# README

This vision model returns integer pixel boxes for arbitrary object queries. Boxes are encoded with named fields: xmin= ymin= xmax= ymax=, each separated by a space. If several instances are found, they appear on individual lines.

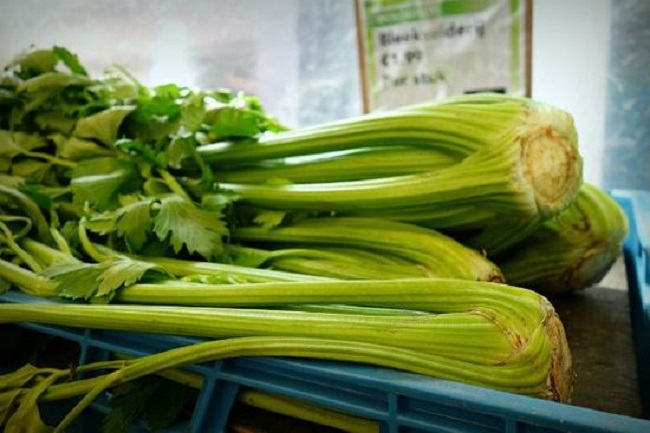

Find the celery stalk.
xmin=498 ymin=184 xmax=629 ymax=294
xmin=232 ymin=217 xmax=504 ymax=282
xmin=0 ymin=261 xmax=573 ymax=401
xmin=198 ymin=95 xmax=582 ymax=232
xmin=0 ymin=302 xmax=572 ymax=401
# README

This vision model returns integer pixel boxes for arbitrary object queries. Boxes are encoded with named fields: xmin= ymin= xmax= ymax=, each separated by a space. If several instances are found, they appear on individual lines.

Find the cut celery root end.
xmin=542 ymin=301 xmax=574 ymax=402
xmin=521 ymin=104 xmax=582 ymax=219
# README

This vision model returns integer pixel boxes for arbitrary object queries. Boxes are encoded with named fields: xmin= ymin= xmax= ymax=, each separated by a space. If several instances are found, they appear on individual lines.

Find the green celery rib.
xmin=213 ymin=146 xmax=459 ymax=183
xmin=197 ymin=99 xmax=524 ymax=165
xmin=113 ymin=279 xmax=542 ymax=322
xmin=1 ymin=326 xmax=562 ymax=400
xmin=0 ymin=257 xmax=58 ymax=297
xmin=258 ymin=248 xmax=422 ymax=279
xmin=137 ymin=254 xmax=328 ymax=283
xmin=230 ymin=245 xmax=422 ymax=279
xmin=0 ymin=184 xmax=53 ymax=244
xmin=18 ymin=336 xmax=551 ymax=402
xmin=0 ymin=302 xmax=511 ymax=364
xmin=233 ymin=216 xmax=503 ymax=282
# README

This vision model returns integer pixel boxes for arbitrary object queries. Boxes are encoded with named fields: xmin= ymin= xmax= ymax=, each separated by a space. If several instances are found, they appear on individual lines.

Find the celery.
xmin=0 ymin=48 xmax=580 ymax=430
xmin=0 ymin=278 xmax=573 ymax=401
xmin=201 ymin=95 xmax=582 ymax=235
xmin=498 ymin=184 xmax=629 ymax=294
xmin=231 ymin=216 xmax=504 ymax=282
xmin=214 ymin=146 xmax=457 ymax=183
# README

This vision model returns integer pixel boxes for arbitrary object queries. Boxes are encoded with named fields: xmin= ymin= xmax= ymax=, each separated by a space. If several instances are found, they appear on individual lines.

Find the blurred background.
xmin=0 ymin=0 xmax=647 ymax=189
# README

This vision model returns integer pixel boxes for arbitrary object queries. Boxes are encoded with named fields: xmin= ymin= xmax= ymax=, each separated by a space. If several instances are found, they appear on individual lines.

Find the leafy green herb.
xmin=18 ymin=183 xmax=52 ymax=213
xmin=42 ymin=257 xmax=165 ymax=302
xmin=72 ymin=106 xmax=135 ymax=146
xmin=115 ymin=138 xmax=167 ymax=169
xmin=17 ymin=72 xmax=92 ymax=94
xmin=205 ymin=106 xmax=267 ymax=139
xmin=252 ymin=210 xmax=287 ymax=229
xmin=180 ymin=93 xmax=206 ymax=132
xmin=50 ymin=134 xmax=113 ymax=161
xmin=165 ymin=135 xmax=196 ymax=169
xmin=34 ymin=111 xmax=76 ymax=133
xmin=52 ymin=46 xmax=88 ymax=76
xmin=126 ymin=93 xmax=181 ymax=143
xmin=8 ymin=49 xmax=57 ymax=79
xmin=115 ymin=196 xmax=154 ymax=251
xmin=153 ymin=195 xmax=228 ymax=260
xmin=70 ymin=157 xmax=140 ymax=210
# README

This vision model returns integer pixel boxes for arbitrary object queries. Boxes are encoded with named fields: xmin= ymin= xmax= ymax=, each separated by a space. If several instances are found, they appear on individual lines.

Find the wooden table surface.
xmin=551 ymin=258 xmax=642 ymax=417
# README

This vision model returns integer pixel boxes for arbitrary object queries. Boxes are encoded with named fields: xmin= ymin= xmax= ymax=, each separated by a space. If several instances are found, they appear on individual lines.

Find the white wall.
xmin=531 ymin=0 xmax=612 ymax=186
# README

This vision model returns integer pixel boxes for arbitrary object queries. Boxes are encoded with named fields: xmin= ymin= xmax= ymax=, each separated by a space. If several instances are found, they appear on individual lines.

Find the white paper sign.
xmin=357 ymin=0 xmax=529 ymax=111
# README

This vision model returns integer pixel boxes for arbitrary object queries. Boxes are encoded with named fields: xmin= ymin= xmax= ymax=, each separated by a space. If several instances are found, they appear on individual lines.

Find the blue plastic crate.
xmin=1 ymin=190 xmax=649 ymax=433
xmin=612 ymin=189 xmax=650 ymax=419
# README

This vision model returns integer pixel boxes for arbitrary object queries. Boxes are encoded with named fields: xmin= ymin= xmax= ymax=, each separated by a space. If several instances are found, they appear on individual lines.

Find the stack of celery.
xmin=0 ymin=47 xmax=627 ymax=431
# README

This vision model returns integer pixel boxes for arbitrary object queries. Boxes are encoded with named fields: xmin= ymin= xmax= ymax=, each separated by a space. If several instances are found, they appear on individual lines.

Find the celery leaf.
xmin=35 ymin=111 xmax=76 ymax=133
xmin=205 ymin=106 xmax=265 ymax=139
xmin=115 ymin=197 xmax=153 ymax=251
xmin=50 ymin=134 xmax=113 ymax=161
xmin=115 ymin=138 xmax=167 ymax=169
xmin=180 ymin=93 xmax=206 ymax=131
xmin=70 ymin=157 xmax=140 ymax=210
xmin=166 ymin=135 xmax=196 ymax=169
xmin=10 ymin=159 xmax=52 ymax=183
xmin=43 ymin=258 xmax=165 ymax=302
xmin=95 ymin=259 xmax=160 ymax=299
xmin=42 ymin=262 xmax=103 ymax=300
xmin=253 ymin=210 xmax=287 ymax=229
xmin=9 ymin=49 xmax=58 ymax=78
xmin=53 ymin=45 xmax=88 ymax=76
xmin=0 ymin=132 xmax=25 ymax=159
xmin=153 ymin=195 xmax=228 ymax=259
xmin=18 ymin=183 xmax=52 ymax=213
xmin=17 ymin=72 xmax=92 ymax=93
xmin=126 ymin=94 xmax=181 ymax=143
xmin=73 ymin=106 xmax=135 ymax=146
xmin=84 ymin=211 xmax=118 ymax=235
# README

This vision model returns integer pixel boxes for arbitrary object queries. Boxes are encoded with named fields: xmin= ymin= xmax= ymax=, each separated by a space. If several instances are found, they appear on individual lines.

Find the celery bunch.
xmin=498 ymin=184 xmax=628 ymax=294
xmin=203 ymin=95 xmax=583 ymax=253
xmin=0 ymin=46 xmax=585 ymax=431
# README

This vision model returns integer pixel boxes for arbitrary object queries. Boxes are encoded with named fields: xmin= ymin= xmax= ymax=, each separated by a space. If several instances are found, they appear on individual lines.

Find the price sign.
xmin=356 ymin=0 xmax=531 ymax=112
